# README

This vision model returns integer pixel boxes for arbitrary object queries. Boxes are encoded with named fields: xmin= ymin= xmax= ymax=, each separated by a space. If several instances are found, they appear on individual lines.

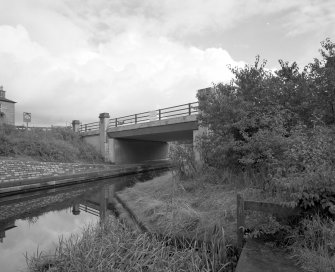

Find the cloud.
xmin=0 ymin=23 xmax=241 ymax=125
xmin=282 ymin=1 xmax=335 ymax=37
xmin=0 ymin=0 xmax=334 ymax=125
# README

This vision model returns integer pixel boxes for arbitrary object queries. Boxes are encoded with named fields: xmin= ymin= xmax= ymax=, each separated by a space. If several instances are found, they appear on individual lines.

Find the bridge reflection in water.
xmin=0 ymin=169 xmax=166 ymax=244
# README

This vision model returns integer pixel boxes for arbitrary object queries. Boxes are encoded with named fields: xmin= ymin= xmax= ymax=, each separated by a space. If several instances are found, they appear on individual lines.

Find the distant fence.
xmin=15 ymin=125 xmax=71 ymax=132
xmin=108 ymin=102 xmax=198 ymax=129
xmin=78 ymin=102 xmax=199 ymax=133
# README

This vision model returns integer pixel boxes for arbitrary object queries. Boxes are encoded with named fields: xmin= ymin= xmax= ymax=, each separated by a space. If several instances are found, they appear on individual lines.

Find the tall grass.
xmin=0 ymin=124 xmax=103 ymax=163
xmin=289 ymin=215 xmax=335 ymax=272
xmin=26 ymin=217 xmax=234 ymax=272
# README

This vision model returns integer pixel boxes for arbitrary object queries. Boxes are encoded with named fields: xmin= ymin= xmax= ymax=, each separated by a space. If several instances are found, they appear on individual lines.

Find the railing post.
xmin=115 ymin=118 xmax=117 ymax=127
xmin=72 ymin=120 xmax=80 ymax=133
xmin=237 ymin=193 xmax=245 ymax=252
xmin=135 ymin=114 xmax=137 ymax=124
xmin=188 ymin=103 xmax=191 ymax=115
xmin=85 ymin=124 xmax=87 ymax=132
xmin=158 ymin=109 xmax=161 ymax=120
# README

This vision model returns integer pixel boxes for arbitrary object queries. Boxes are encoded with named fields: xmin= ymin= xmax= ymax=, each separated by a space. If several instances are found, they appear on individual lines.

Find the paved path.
xmin=236 ymin=239 xmax=302 ymax=272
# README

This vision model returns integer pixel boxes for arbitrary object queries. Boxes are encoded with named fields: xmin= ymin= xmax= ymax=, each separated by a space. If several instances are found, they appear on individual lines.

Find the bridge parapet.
xmin=79 ymin=121 xmax=99 ymax=133
xmin=108 ymin=102 xmax=198 ymax=128
xmin=77 ymin=102 xmax=198 ymax=133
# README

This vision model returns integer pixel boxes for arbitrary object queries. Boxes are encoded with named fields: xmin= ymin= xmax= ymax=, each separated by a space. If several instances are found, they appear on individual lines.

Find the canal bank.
xmin=0 ymin=168 xmax=170 ymax=272
xmin=0 ymin=158 xmax=171 ymax=195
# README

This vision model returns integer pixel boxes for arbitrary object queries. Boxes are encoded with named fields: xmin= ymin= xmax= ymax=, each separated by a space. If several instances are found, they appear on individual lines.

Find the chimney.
xmin=0 ymin=86 xmax=5 ymax=98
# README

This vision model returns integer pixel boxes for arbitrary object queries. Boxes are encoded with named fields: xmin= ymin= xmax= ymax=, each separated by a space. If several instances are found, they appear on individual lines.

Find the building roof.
xmin=0 ymin=97 xmax=16 ymax=103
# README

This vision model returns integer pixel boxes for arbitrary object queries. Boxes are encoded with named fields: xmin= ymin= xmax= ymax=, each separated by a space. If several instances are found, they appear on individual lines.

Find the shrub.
xmin=0 ymin=125 xmax=103 ymax=163
xmin=169 ymin=142 xmax=197 ymax=179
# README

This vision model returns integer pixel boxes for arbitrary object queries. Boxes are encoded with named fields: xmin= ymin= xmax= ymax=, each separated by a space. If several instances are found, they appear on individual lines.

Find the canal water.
xmin=0 ymin=170 xmax=168 ymax=272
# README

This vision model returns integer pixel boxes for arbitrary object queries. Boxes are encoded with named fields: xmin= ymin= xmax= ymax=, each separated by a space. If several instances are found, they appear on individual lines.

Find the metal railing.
xmin=79 ymin=204 xmax=100 ymax=217
xmin=108 ymin=102 xmax=198 ymax=129
xmin=79 ymin=121 xmax=99 ymax=133
xmin=78 ymin=102 xmax=199 ymax=132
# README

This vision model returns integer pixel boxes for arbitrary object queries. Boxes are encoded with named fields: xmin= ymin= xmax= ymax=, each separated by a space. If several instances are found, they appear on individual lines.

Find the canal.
xmin=0 ymin=170 xmax=168 ymax=272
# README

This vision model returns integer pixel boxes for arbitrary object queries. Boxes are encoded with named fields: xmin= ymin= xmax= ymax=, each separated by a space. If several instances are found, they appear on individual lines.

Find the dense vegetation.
xmin=194 ymin=38 xmax=335 ymax=271
xmin=0 ymin=125 xmax=103 ymax=163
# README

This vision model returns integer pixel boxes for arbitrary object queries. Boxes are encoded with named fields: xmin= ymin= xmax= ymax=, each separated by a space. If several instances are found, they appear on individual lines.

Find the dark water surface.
xmin=0 ymin=170 xmax=167 ymax=272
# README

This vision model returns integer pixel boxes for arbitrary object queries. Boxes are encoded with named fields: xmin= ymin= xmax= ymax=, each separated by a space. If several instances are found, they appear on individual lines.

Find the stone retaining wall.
xmin=0 ymin=158 xmax=112 ymax=183
xmin=0 ymin=188 xmax=87 ymax=221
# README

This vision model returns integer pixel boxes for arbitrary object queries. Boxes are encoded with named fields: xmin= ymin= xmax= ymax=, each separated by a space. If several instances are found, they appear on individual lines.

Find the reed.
xmin=27 ymin=217 xmax=234 ymax=272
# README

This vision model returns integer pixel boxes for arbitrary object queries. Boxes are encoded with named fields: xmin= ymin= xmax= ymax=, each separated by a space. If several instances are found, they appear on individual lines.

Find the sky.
xmin=0 ymin=0 xmax=334 ymax=126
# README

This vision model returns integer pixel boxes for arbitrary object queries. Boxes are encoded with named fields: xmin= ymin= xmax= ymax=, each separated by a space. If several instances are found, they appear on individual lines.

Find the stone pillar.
xmin=99 ymin=112 xmax=110 ymax=162
xmin=72 ymin=203 xmax=80 ymax=215
xmin=72 ymin=120 xmax=80 ymax=132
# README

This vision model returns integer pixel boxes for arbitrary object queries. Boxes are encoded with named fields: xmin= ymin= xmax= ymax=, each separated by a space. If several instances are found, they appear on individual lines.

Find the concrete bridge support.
xmin=99 ymin=113 xmax=110 ymax=162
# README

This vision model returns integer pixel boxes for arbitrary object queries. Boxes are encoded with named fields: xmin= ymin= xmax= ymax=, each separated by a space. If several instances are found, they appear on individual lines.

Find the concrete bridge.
xmin=73 ymin=101 xmax=203 ymax=164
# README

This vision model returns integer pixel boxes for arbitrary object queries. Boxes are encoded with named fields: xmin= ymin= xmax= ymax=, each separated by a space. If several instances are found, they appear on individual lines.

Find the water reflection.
xmin=0 ymin=170 xmax=167 ymax=272
xmin=0 ymin=220 xmax=16 ymax=243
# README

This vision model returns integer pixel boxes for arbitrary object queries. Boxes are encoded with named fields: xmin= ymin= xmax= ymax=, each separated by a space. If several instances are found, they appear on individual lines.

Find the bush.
xmin=0 ymin=124 xmax=103 ymax=163
xmin=168 ymin=142 xmax=197 ymax=179
xmin=194 ymin=38 xmax=335 ymax=270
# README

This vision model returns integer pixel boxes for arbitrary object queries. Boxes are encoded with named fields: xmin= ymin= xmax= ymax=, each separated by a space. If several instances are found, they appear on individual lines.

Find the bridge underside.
xmin=106 ymin=115 xmax=198 ymax=164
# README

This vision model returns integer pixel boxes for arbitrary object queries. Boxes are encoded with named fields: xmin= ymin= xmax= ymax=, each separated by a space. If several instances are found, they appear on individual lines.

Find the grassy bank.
xmin=118 ymin=172 xmax=238 ymax=242
xmin=0 ymin=124 xmax=103 ymax=163
xmin=27 ymin=217 xmax=232 ymax=272
xmin=117 ymin=169 xmax=272 ymax=243
xmin=118 ymin=169 xmax=335 ymax=272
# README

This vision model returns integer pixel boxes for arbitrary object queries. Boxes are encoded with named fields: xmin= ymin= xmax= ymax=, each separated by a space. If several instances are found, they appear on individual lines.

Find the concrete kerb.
xmin=0 ymin=162 xmax=171 ymax=195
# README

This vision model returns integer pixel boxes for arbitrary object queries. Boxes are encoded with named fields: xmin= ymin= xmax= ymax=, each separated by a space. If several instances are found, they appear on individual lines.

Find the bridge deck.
xmin=107 ymin=115 xmax=198 ymax=142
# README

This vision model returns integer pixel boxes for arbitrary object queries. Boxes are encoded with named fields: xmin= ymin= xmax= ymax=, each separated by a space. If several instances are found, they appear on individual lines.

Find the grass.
xmin=0 ymin=124 xmax=103 ymax=163
xmin=27 ymin=217 xmax=234 ymax=272
xmin=117 ymin=171 xmax=238 ymax=243
xmin=117 ymin=168 xmax=272 ymax=244
xmin=289 ymin=215 xmax=335 ymax=272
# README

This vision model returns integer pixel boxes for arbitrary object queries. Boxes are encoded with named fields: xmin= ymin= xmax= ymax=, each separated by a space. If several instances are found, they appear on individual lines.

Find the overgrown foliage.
xmin=197 ymin=38 xmax=335 ymax=174
xmin=168 ymin=142 xmax=197 ymax=179
xmin=195 ymin=38 xmax=335 ymax=270
xmin=0 ymin=124 xmax=103 ymax=163
xmin=197 ymin=38 xmax=335 ymax=200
